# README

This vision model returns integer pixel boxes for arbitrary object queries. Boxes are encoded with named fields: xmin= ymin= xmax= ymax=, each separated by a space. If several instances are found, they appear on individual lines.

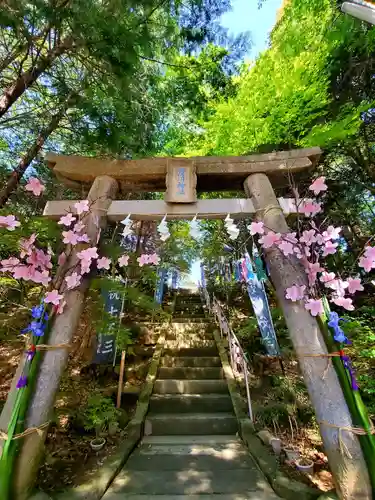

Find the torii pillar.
xmin=244 ymin=173 xmax=372 ymax=500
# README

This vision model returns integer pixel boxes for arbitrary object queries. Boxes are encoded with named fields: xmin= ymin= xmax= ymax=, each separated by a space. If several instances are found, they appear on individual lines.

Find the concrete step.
xmin=145 ymin=413 xmax=237 ymax=435
xmin=161 ymin=356 xmax=221 ymax=368
xmin=164 ymin=346 xmax=218 ymax=357
xmin=153 ymin=379 xmax=229 ymax=394
xmin=105 ymin=468 xmax=277 ymax=496
xmin=149 ymin=394 xmax=233 ymax=413
xmin=158 ymin=367 xmax=224 ymax=380
xmin=166 ymin=333 xmax=213 ymax=341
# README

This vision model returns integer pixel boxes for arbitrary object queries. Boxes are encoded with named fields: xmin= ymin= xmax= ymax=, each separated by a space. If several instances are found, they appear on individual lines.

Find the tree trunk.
xmin=0 ymin=94 xmax=74 ymax=207
xmin=0 ymin=36 xmax=73 ymax=119
xmin=244 ymin=173 xmax=372 ymax=500
xmin=0 ymin=175 xmax=119 ymax=499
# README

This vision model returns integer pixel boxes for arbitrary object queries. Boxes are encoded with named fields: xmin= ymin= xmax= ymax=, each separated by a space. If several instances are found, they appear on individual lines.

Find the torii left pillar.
xmin=0 ymin=175 xmax=118 ymax=499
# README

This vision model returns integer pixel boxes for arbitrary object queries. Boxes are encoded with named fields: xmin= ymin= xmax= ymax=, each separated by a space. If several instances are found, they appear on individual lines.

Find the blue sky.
xmin=188 ymin=0 xmax=282 ymax=287
xmin=221 ymin=0 xmax=282 ymax=58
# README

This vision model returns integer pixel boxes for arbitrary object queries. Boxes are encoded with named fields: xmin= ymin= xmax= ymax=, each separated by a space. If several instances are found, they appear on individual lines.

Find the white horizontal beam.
xmin=43 ymin=198 xmax=299 ymax=221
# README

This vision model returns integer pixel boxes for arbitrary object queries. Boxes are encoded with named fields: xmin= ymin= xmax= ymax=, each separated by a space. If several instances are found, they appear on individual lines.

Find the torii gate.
xmin=1 ymin=147 xmax=371 ymax=500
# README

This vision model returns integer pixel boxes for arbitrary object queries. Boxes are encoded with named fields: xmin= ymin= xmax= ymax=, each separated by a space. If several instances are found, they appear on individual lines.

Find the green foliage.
xmin=81 ymin=394 xmax=121 ymax=435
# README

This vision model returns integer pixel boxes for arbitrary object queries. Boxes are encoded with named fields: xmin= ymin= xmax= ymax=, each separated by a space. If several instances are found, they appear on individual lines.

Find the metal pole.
xmin=243 ymin=355 xmax=253 ymax=422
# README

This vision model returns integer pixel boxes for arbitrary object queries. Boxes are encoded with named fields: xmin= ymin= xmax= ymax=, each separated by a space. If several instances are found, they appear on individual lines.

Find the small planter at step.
xmin=90 ymin=437 xmax=106 ymax=452
xmin=283 ymin=446 xmax=300 ymax=462
xmin=295 ymin=457 xmax=314 ymax=474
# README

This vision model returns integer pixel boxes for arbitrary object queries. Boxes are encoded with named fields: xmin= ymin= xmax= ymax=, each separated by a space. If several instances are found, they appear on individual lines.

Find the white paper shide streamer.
xmin=158 ymin=215 xmax=170 ymax=241
xmin=120 ymin=214 xmax=133 ymax=238
xmin=224 ymin=213 xmax=239 ymax=240
xmin=189 ymin=215 xmax=200 ymax=240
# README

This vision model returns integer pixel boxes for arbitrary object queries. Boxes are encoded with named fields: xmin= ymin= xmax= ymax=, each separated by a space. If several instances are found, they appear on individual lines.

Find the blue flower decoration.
xmin=31 ymin=305 xmax=44 ymax=319
xmin=328 ymin=312 xmax=350 ymax=344
xmin=16 ymin=375 xmax=27 ymax=389
xmin=22 ymin=321 xmax=46 ymax=337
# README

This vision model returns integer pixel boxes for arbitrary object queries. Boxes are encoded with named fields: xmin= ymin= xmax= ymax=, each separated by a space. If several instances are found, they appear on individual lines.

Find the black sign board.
xmin=93 ymin=289 xmax=122 ymax=364
xmin=93 ymin=333 xmax=116 ymax=364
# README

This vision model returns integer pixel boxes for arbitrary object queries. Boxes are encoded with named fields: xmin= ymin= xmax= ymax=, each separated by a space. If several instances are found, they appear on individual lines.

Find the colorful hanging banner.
xmin=243 ymin=254 xmax=280 ymax=356
xmin=154 ymin=268 xmax=167 ymax=304
xmin=200 ymin=262 xmax=206 ymax=288
xmin=94 ymin=289 xmax=122 ymax=364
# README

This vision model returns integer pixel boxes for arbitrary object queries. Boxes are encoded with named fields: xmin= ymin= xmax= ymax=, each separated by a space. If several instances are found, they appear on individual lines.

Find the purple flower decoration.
xmin=341 ymin=354 xmax=359 ymax=391
xmin=26 ymin=349 xmax=35 ymax=362
xmin=16 ymin=375 xmax=27 ymax=389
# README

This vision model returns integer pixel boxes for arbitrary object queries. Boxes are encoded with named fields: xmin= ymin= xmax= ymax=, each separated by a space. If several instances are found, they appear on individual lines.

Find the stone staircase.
xmin=103 ymin=294 xmax=279 ymax=499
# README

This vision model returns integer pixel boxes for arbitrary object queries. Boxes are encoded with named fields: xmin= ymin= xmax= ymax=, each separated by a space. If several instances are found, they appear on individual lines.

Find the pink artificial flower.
xmin=294 ymin=245 xmax=311 ymax=260
xmin=283 ymin=232 xmax=298 ymax=244
xmin=57 ymin=299 xmax=67 ymax=314
xmin=58 ymin=213 xmax=76 ymax=226
xmin=27 ymin=249 xmax=52 ymax=270
xmin=300 ymin=229 xmax=317 ymax=246
xmin=299 ymin=200 xmax=322 ymax=217
xmin=0 ymin=215 xmax=21 ymax=231
xmin=328 ymin=279 xmax=348 ymax=297
xmin=309 ymin=176 xmax=327 ymax=196
xmin=259 ymin=231 xmax=281 ymax=249
xmin=331 ymin=296 xmax=354 ymax=311
xmin=137 ymin=254 xmax=149 ymax=267
xmin=118 ymin=255 xmax=129 ymax=267
xmin=305 ymin=299 xmax=324 ymax=317
xmin=19 ymin=234 xmax=37 ymax=258
xmin=58 ymin=252 xmax=67 ymax=266
xmin=248 ymin=221 xmax=264 ymax=235
xmin=364 ymin=246 xmax=375 ymax=260
xmin=73 ymin=221 xmax=85 ymax=233
xmin=0 ymin=257 xmax=20 ymax=272
xmin=74 ymin=200 xmax=89 ymax=215
xmin=80 ymin=259 xmax=91 ymax=274
xmin=25 ymin=177 xmax=45 ymax=196
xmin=12 ymin=265 xmax=31 ymax=280
xmin=285 ymin=285 xmax=306 ymax=302
xmin=77 ymin=233 xmax=90 ymax=243
xmin=62 ymin=230 xmax=80 ymax=246
xmin=320 ymin=271 xmax=336 ymax=284
xmin=322 ymin=241 xmax=338 ymax=257
xmin=306 ymin=261 xmax=324 ymax=286
xmin=315 ymin=233 xmax=325 ymax=245
xmin=44 ymin=289 xmax=63 ymax=305
xmin=32 ymin=270 xmax=51 ymax=286
xmin=278 ymin=240 xmax=294 ymax=256
xmin=347 ymin=278 xmax=364 ymax=295
xmin=65 ymin=272 xmax=81 ymax=290
xmin=323 ymin=226 xmax=341 ymax=241
xmin=359 ymin=255 xmax=375 ymax=273
xmin=77 ymin=247 xmax=98 ymax=261
xmin=148 ymin=253 xmax=160 ymax=265
xmin=97 ymin=257 xmax=111 ymax=270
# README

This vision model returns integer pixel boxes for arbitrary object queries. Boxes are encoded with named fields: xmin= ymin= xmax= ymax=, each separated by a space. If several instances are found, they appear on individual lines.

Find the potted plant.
xmin=295 ymin=457 xmax=314 ymax=474
xmin=82 ymin=394 xmax=120 ymax=451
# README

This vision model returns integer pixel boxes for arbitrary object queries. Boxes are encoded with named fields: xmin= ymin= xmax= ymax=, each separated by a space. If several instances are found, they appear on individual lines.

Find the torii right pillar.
xmin=244 ymin=173 xmax=372 ymax=500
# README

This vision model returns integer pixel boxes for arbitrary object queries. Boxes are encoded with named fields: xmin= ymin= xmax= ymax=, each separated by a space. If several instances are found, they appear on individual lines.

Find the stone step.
xmin=161 ymin=356 xmax=221 ymax=368
xmin=166 ymin=333 xmax=213 ymax=341
xmin=105 ymin=469 xmax=277 ymax=496
xmin=158 ymin=367 xmax=224 ymax=380
xmin=153 ymin=379 xmax=229 ymax=394
xmin=126 ymin=451 xmax=254 ymax=471
xmin=171 ymin=317 xmax=208 ymax=323
xmin=164 ymin=346 xmax=218 ymax=357
xmin=149 ymin=394 xmax=233 ymax=413
xmin=142 ymin=435 xmax=239 ymax=445
xmin=145 ymin=413 xmax=237 ymax=435
xmin=165 ymin=340 xmax=216 ymax=349
xmin=107 ymin=495 xmax=274 ymax=500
